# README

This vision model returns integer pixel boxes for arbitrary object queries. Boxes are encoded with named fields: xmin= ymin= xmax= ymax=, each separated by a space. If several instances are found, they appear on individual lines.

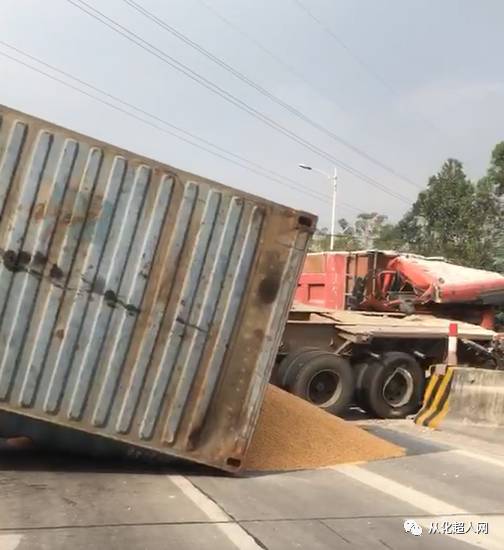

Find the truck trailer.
xmin=0 ymin=104 xmax=315 ymax=471
xmin=274 ymin=251 xmax=504 ymax=419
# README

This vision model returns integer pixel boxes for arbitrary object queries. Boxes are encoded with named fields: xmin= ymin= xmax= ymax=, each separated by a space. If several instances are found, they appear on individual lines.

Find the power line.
xmin=120 ymin=0 xmax=421 ymax=190
xmin=291 ymin=0 xmax=445 ymax=136
xmin=69 ymin=0 xmax=412 ymax=204
xmin=62 ymin=0 xmax=413 ymax=205
xmin=0 ymin=41 xmax=326 ymax=206
xmin=196 ymin=0 xmax=330 ymax=101
xmin=0 ymin=44 xmax=363 ymax=217
xmin=292 ymin=0 xmax=398 ymax=96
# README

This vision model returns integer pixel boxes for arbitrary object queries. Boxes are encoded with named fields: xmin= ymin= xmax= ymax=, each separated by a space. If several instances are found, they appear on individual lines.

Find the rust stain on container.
xmin=0 ymin=104 xmax=316 ymax=471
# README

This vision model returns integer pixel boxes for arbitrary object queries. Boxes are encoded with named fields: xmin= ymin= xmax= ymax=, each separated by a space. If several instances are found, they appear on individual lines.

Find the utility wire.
xmin=292 ymin=0 xmax=398 ymax=96
xmin=0 ymin=41 xmax=325 ymax=206
xmin=0 ymin=44 xmax=363 ymax=216
xmin=120 ymin=0 xmax=421 ymax=190
xmin=196 ymin=0 xmax=330 ymax=103
xmin=292 ymin=0 xmax=445 ymax=136
xmin=62 ymin=0 xmax=412 ymax=205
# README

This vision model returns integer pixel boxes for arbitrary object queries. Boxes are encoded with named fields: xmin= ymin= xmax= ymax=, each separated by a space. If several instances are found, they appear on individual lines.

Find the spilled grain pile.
xmin=244 ymin=385 xmax=404 ymax=471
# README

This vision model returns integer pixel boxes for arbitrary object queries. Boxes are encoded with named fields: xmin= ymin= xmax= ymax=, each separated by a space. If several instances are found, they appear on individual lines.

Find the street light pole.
xmin=330 ymin=167 xmax=337 ymax=251
xmin=298 ymin=163 xmax=338 ymax=251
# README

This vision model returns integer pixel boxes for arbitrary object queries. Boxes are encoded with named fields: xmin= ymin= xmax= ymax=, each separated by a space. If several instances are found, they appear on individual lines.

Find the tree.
xmin=338 ymin=212 xmax=389 ymax=249
xmin=309 ymin=147 xmax=504 ymax=265
xmin=374 ymin=222 xmax=405 ymax=251
xmin=486 ymin=142 xmax=504 ymax=196
xmin=310 ymin=212 xmax=407 ymax=252
xmin=309 ymin=227 xmax=331 ymax=252
xmin=308 ymin=225 xmax=357 ymax=252
xmin=482 ymin=142 xmax=504 ymax=271
xmin=396 ymin=159 xmax=503 ymax=270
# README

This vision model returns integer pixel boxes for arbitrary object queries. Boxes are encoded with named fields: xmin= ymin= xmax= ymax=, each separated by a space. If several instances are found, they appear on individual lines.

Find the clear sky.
xmin=1 ymin=0 xmax=503 ymax=227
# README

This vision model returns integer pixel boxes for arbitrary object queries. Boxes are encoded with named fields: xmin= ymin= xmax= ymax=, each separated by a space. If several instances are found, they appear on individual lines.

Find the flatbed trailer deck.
xmin=274 ymin=306 xmax=501 ymax=419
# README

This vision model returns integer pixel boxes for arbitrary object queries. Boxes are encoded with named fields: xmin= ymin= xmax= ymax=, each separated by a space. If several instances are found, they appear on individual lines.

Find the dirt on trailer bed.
xmin=244 ymin=385 xmax=404 ymax=471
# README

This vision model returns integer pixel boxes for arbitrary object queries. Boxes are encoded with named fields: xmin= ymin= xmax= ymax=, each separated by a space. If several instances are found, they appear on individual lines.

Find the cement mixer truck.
xmin=273 ymin=251 xmax=504 ymax=419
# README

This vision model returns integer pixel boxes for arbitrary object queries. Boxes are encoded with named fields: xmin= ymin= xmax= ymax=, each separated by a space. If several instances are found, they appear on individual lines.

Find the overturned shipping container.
xmin=0 ymin=105 xmax=316 ymax=471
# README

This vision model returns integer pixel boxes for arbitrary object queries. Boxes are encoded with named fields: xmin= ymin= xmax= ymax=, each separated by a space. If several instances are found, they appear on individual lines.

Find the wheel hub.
xmin=307 ymin=370 xmax=342 ymax=407
xmin=382 ymin=367 xmax=414 ymax=408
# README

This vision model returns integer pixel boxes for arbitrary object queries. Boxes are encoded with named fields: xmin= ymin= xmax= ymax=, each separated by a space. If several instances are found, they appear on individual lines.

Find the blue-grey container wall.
xmin=0 ymin=105 xmax=316 ymax=471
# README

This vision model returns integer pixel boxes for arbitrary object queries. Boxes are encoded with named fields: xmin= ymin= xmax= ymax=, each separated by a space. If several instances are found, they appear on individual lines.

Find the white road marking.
xmin=335 ymin=465 xmax=464 ymax=515
xmin=170 ymin=475 xmax=262 ymax=550
xmin=0 ymin=534 xmax=22 ymax=550
xmin=170 ymin=475 xmax=228 ymax=522
xmin=334 ymin=464 xmax=504 ymax=550
xmin=453 ymin=449 xmax=504 ymax=469
xmin=218 ymin=524 xmax=265 ymax=550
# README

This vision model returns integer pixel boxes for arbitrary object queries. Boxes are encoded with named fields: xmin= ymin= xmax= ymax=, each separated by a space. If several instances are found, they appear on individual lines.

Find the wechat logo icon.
xmin=404 ymin=519 xmax=423 ymax=536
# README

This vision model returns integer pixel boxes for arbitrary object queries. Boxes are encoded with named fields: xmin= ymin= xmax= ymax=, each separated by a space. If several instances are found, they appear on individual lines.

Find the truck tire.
xmin=276 ymin=347 xmax=321 ymax=388
xmin=354 ymin=359 xmax=381 ymax=409
xmin=360 ymin=352 xmax=425 ymax=418
xmin=289 ymin=353 xmax=355 ymax=416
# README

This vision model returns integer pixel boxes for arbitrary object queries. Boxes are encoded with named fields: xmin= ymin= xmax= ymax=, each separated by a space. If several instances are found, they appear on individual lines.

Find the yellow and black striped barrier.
xmin=415 ymin=366 xmax=454 ymax=428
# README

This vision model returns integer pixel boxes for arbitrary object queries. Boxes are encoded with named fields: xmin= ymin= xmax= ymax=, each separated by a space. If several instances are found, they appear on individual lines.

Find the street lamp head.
xmin=298 ymin=163 xmax=312 ymax=170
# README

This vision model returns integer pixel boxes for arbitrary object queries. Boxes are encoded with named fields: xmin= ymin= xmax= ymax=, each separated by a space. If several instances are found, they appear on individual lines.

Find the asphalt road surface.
xmin=1 ymin=420 xmax=504 ymax=550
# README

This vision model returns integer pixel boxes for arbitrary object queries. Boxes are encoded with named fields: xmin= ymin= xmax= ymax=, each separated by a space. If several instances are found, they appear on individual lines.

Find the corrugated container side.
xmin=0 ymin=105 xmax=316 ymax=471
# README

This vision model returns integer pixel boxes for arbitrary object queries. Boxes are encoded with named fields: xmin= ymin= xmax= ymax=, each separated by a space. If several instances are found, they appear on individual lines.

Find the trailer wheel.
xmin=289 ymin=353 xmax=355 ymax=416
xmin=361 ymin=352 xmax=424 ymax=418
xmin=354 ymin=359 xmax=381 ymax=409
xmin=276 ymin=347 xmax=321 ymax=388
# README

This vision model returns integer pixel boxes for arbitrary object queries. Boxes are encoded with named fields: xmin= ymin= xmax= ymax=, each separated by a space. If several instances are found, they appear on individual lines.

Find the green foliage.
xmin=309 ymin=144 xmax=504 ymax=271
xmin=310 ymin=213 xmax=392 ymax=252
xmin=309 ymin=227 xmax=331 ymax=252
xmin=374 ymin=222 xmax=406 ymax=251
xmin=308 ymin=226 xmax=357 ymax=252
xmin=338 ymin=212 xmax=389 ymax=249
xmin=396 ymin=159 xmax=503 ymax=270
xmin=487 ymin=142 xmax=504 ymax=196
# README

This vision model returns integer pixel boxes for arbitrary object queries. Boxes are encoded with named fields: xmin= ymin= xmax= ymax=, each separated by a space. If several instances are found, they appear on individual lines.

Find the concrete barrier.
xmin=444 ymin=367 xmax=504 ymax=428
xmin=415 ymin=366 xmax=454 ymax=428
xmin=415 ymin=366 xmax=504 ymax=429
